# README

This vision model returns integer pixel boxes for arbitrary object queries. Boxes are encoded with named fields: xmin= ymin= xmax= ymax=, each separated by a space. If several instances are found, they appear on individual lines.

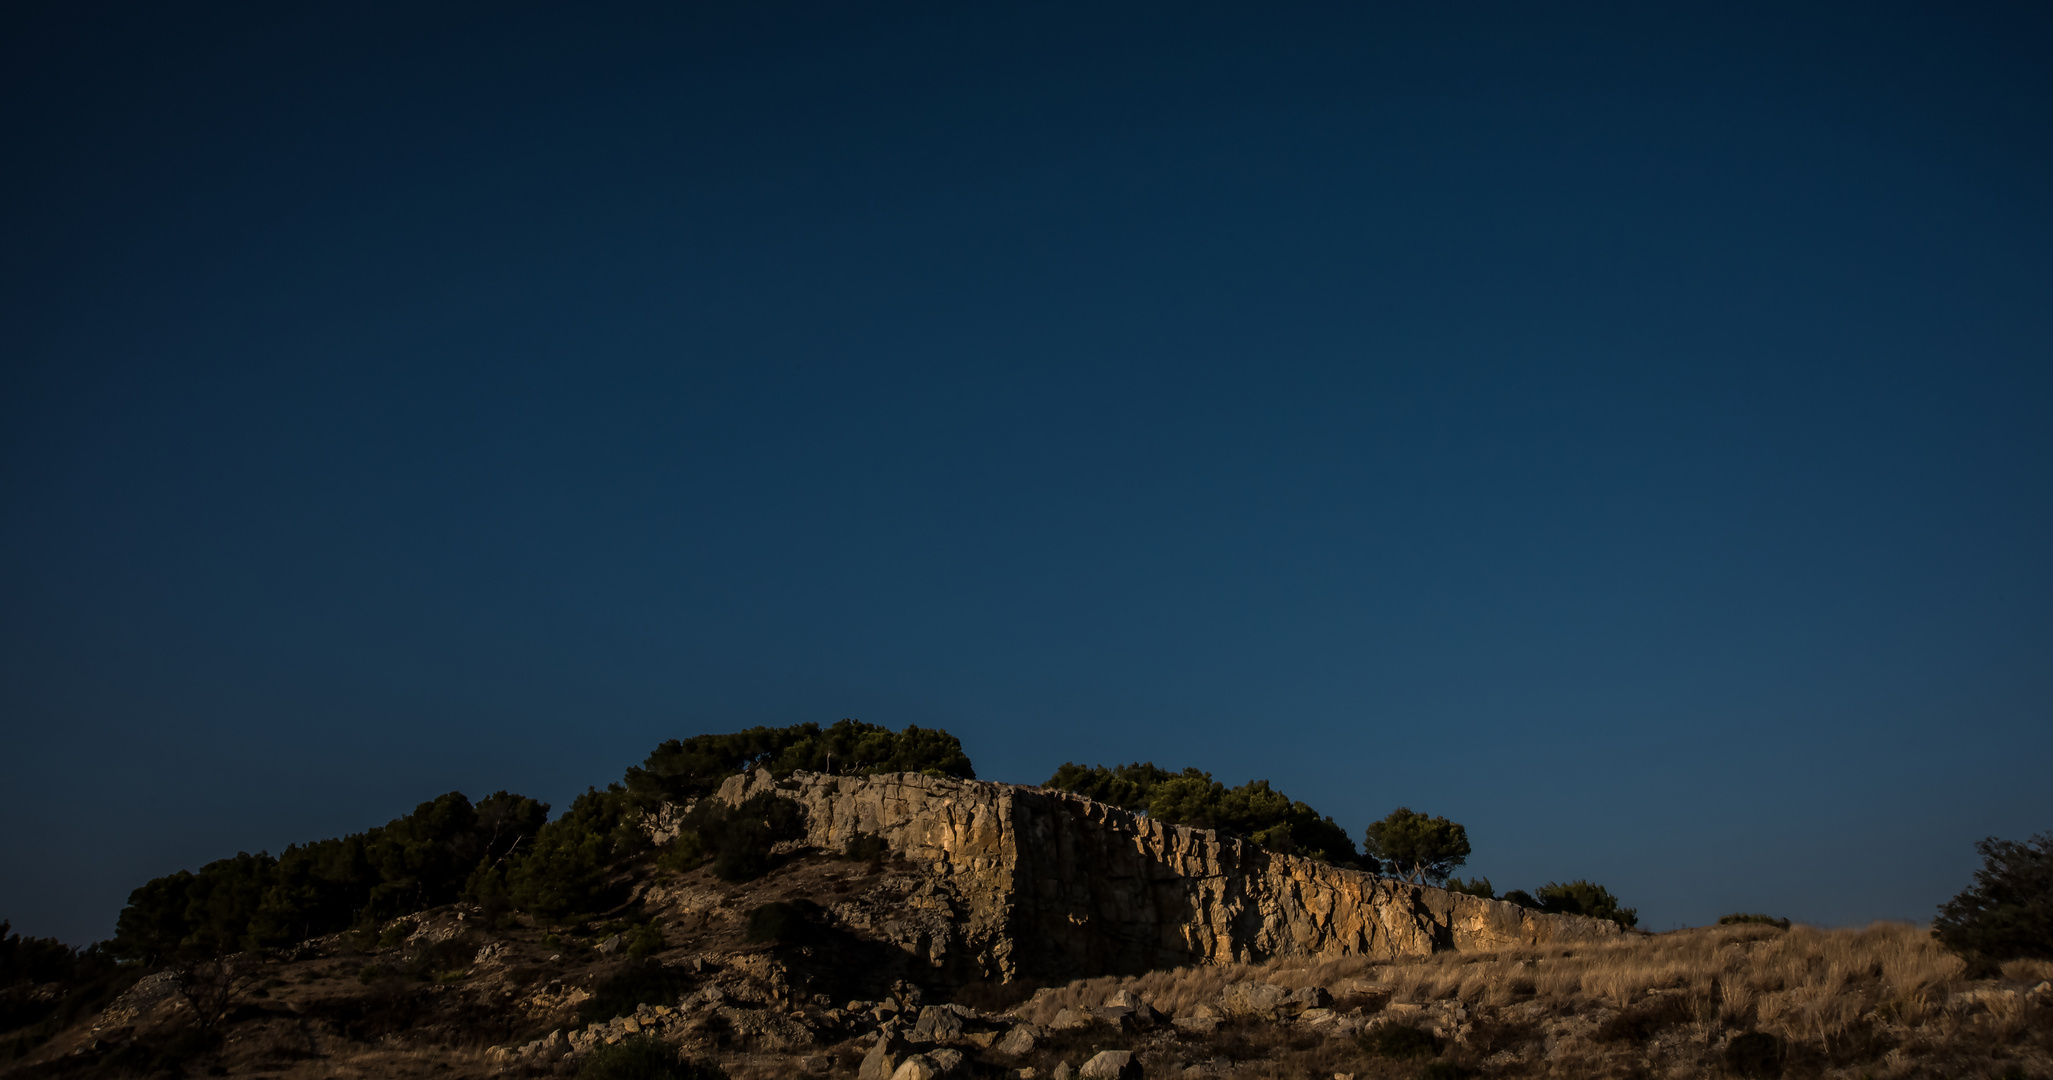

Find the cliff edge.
xmin=699 ymin=770 xmax=1622 ymax=983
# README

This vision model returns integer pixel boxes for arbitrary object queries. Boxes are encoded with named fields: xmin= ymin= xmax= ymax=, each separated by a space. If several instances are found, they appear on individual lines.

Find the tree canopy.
xmin=1933 ymin=832 xmax=2053 ymax=962
xmin=1044 ymin=762 xmax=1360 ymax=865
xmin=107 ymin=720 xmax=972 ymax=956
xmin=1510 ymin=880 xmax=1639 ymax=929
xmin=1362 ymin=807 xmax=1471 ymax=885
xmin=112 ymin=790 xmax=549 ymax=963
xmin=626 ymin=720 xmax=973 ymax=803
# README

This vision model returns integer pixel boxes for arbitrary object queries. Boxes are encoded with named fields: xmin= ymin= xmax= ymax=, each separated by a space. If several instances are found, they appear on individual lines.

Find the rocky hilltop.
xmin=11 ymin=770 xmax=2047 ymax=1080
xmin=689 ymin=770 xmax=1621 ymax=984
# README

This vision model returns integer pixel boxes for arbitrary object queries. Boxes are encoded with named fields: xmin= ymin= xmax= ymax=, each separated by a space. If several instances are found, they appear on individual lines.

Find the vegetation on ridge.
xmin=626 ymin=720 xmax=973 ymax=803
xmin=102 ymin=720 xmax=966 ymax=963
xmin=1362 ymin=806 xmax=1471 ymax=885
xmin=1044 ymin=761 xmax=1360 ymax=864
xmin=112 ymin=790 xmax=549 ymax=963
xmin=1933 ymin=831 xmax=2053 ymax=966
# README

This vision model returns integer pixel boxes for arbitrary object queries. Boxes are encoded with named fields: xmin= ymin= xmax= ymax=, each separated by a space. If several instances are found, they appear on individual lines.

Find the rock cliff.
xmin=704 ymin=770 xmax=1621 ymax=983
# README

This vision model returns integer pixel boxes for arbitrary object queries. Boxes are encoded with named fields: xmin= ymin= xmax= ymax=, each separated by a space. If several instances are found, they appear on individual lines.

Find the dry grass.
xmin=1013 ymin=923 xmax=2053 ymax=1078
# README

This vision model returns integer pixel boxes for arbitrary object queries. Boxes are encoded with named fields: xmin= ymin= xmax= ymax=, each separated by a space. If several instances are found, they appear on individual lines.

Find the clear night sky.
xmin=3 ymin=2 xmax=2050 ymax=945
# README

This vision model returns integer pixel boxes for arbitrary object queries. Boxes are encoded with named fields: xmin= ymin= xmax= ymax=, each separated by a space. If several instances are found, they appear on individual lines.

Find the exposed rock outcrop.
xmin=703 ymin=770 xmax=1621 ymax=982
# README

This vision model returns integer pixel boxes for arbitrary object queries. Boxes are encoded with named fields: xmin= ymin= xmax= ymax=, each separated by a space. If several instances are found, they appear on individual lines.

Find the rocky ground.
xmin=4 ymin=850 xmax=2049 ymax=1079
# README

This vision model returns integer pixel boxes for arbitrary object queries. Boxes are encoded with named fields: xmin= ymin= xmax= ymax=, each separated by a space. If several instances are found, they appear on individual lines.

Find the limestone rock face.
xmin=707 ymin=770 xmax=1622 ymax=982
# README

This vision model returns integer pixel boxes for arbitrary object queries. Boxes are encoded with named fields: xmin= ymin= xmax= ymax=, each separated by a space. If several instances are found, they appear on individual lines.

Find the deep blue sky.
xmin=4 ymin=2 xmax=2050 ymax=945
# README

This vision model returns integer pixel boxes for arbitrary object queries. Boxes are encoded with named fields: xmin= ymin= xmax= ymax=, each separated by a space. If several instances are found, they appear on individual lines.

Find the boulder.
xmin=1104 ymin=989 xmax=1142 ymax=1009
xmin=1171 ymin=1016 xmax=1217 ymax=1034
xmin=1078 ymin=1049 xmax=1142 ymax=1079
xmin=911 ymin=1005 xmax=965 ymax=1044
xmin=1088 ymin=1006 xmax=1139 ymax=1031
xmin=1286 ymin=986 xmax=1331 ymax=1010
xmin=1052 ymin=1064 xmax=1075 ymax=1080
xmin=995 ymin=1023 xmax=1042 ymax=1055
xmin=891 ymin=1049 xmax=965 ymax=1079
xmin=1221 ymin=983 xmax=1287 ymax=1017
xmin=1050 ymin=1007 xmax=1092 ymax=1030
xmin=861 ymin=1031 xmax=913 ymax=1080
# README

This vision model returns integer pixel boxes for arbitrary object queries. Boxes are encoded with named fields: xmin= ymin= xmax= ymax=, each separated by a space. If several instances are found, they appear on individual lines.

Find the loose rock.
xmin=1079 ymin=1049 xmax=1142 ymax=1079
xmin=911 ymin=1004 xmax=965 ymax=1043
xmin=995 ymin=1023 xmax=1043 ymax=1055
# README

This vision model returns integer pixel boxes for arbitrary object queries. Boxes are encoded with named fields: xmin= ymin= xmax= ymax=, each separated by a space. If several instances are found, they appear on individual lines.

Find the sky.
xmin=3 ymin=1 xmax=2050 ymax=945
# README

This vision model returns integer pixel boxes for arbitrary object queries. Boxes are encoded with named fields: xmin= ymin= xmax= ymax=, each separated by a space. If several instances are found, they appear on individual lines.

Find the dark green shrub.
xmin=1724 ymin=1031 xmax=1783 ymax=1079
xmin=1933 ymin=832 xmax=2053 ymax=963
xmin=656 ymin=832 xmax=708 ymax=874
xmin=744 ymin=900 xmax=821 ymax=945
xmin=666 ymin=793 xmax=808 ymax=883
xmin=576 ymin=1035 xmax=726 ymax=1080
xmin=1531 ymin=880 xmax=1638 ymax=929
xmin=1363 ymin=808 xmax=1470 ymax=885
xmin=578 ymin=961 xmax=694 ymax=1026
xmin=1361 ymin=1022 xmax=1438 ymax=1059
xmin=624 ymin=921 xmax=665 ymax=959
xmin=110 ymin=790 xmax=548 ymax=961
xmin=1446 ymin=877 xmax=1496 ymax=899
xmin=1045 ymin=762 xmax=1361 ymax=864
xmin=505 ymin=786 xmax=646 ymax=922
xmin=0 ymin=921 xmax=86 ymax=986
xmin=1719 ymin=913 xmax=1792 ymax=930
xmin=626 ymin=721 xmax=974 ymax=803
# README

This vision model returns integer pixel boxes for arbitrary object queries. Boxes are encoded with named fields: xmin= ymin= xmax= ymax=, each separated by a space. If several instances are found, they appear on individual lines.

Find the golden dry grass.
xmin=1014 ymin=922 xmax=2053 ymax=1078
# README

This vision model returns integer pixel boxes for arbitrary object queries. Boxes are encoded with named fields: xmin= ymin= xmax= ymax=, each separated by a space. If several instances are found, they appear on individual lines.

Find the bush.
xmin=624 ymin=921 xmax=665 ymax=959
xmin=1724 ymin=1031 xmax=1783 ymax=1079
xmin=1529 ymin=880 xmax=1638 ymax=929
xmin=1719 ymin=913 xmax=1791 ymax=930
xmin=1363 ymin=808 xmax=1470 ymax=885
xmin=1445 ymin=876 xmax=1495 ymax=899
xmin=576 ymin=1035 xmax=726 ymax=1080
xmin=504 ymin=786 xmax=647 ymax=923
xmin=1933 ymin=832 xmax=2052 ymax=963
xmin=110 ymin=790 xmax=548 ymax=961
xmin=626 ymin=721 xmax=974 ymax=804
xmin=657 ymin=793 xmax=809 ymax=883
xmin=1044 ymin=762 xmax=1361 ymax=864
xmin=1360 ymin=1022 xmax=1438 ymax=1060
